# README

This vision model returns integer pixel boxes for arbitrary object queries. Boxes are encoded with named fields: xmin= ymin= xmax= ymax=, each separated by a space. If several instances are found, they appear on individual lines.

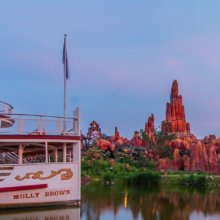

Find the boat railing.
xmin=0 ymin=101 xmax=13 ymax=114
xmin=0 ymin=107 xmax=80 ymax=136
xmin=0 ymin=152 xmax=18 ymax=164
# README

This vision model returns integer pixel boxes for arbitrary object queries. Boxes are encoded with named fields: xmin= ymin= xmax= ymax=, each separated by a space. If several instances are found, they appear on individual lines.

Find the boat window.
xmin=23 ymin=154 xmax=46 ymax=163
xmin=48 ymin=145 xmax=73 ymax=163
xmin=0 ymin=143 xmax=76 ymax=164
xmin=23 ymin=145 xmax=46 ymax=164
xmin=0 ymin=149 xmax=19 ymax=164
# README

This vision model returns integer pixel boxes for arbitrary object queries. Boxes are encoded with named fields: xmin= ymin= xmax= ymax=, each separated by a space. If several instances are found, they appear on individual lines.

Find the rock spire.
xmin=161 ymin=80 xmax=190 ymax=133
xmin=145 ymin=114 xmax=155 ymax=143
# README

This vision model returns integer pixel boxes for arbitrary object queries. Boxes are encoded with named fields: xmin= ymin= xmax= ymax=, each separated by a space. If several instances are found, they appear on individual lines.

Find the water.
xmin=81 ymin=183 xmax=220 ymax=220
xmin=1 ymin=183 xmax=220 ymax=220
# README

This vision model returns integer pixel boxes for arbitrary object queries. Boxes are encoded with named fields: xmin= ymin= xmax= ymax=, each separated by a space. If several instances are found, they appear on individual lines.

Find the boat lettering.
xmin=45 ymin=189 xmax=71 ymax=197
xmin=13 ymin=192 xmax=40 ymax=199
xmin=45 ymin=216 xmax=70 ymax=220
xmin=12 ymin=190 xmax=71 ymax=200
xmin=15 ymin=169 xmax=73 ymax=181
xmin=13 ymin=218 xmax=38 ymax=220
xmin=13 ymin=217 xmax=69 ymax=220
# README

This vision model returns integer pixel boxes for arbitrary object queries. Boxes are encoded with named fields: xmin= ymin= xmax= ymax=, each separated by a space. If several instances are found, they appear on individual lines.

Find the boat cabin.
xmin=0 ymin=101 xmax=81 ymax=208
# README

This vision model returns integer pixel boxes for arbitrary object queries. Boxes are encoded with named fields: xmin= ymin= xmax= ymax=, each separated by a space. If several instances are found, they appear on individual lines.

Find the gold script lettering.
xmin=15 ymin=168 xmax=73 ymax=181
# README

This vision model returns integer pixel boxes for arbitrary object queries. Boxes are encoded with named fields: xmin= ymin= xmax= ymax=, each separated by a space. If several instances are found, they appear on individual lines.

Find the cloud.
xmin=163 ymin=57 xmax=186 ymax=71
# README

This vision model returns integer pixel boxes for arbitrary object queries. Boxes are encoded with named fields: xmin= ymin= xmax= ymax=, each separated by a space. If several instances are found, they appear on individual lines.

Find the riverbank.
xmin=82 ymin=171 xmax=220 ymax=189
xmin=160 ymin=173 xmax=220 ymax=188
xmin=81 ymin=146 xmax=220 ymax=188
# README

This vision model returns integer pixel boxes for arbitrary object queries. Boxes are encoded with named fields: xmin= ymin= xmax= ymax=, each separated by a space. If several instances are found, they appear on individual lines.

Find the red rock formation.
xmin=131 ymin=131 xmax=142 ymax=147
xmin=87 ymin=121 xmax=102 ymax=139
xmin=170 ymin=137 xmax=193 ymax=150
xmin=161 ymin=80 xmax=190 ymax=133
xmin=208 ymin=145 xmax=218 ymax=174
xmin=190 ymin=140 xmax=209 ymax=172
xmin=145 ymin=114 xmax=155 ymax=143
xmin=115 ymin=127 xmax=120 ymax=140
xmin=96 ymin=139 xmax=115 ymax=152
xmin=157 ymin=158 xmax=173 ymax=171
xmin=157 ymin=133 xmax=220 ymax=174
xmin=109 ymin=127 xmax=124 ymax=146
xmin=173 ymin=148 xmax=183 ymax=171
xmin=203 ymin=135 xmax=219 ymax=174
xmin=170 ymin=139 xmax=184 ymax=149
xmin=183 ymin=155 xmax=191 ymax=171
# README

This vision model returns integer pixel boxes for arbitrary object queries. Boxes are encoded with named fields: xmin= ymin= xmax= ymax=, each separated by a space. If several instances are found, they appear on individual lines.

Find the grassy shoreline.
xmin=160 ymin=174 xmax=220 ymax=188
xmin=81 ymin=147 xmax=220 ymax=188
xmin=83 ymin=174 xmax=220 ymax=191
xmin=82 ymin=169 xmax=220 ymax=189
xmin=82 ymin=161 xmax=220 ymax=188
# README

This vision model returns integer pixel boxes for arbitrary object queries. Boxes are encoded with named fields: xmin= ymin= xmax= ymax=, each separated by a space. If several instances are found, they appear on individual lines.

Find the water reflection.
xmin=1 ymin=186 xmax=220 ymax=220
xmin=0 ymin=207 xmax=80 ymax=220
xmin=81 ymin=183 xmax=220 ymax=220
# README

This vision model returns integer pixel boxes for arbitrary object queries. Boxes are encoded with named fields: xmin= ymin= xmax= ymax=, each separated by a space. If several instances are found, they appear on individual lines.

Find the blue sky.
xmin=1 ymin=1 xmax=220 ymax=138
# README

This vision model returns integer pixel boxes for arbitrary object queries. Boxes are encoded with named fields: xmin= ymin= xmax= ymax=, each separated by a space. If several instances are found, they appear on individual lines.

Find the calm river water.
xmin=1 ymin=183 xmax=220 ymax=220
xmin=81 ymin=183 xmax=220 ymax=220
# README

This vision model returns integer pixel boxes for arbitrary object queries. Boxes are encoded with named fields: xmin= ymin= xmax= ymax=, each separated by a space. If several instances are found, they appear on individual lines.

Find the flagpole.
xmin=63 ymin=34 xmax=67 ymax=132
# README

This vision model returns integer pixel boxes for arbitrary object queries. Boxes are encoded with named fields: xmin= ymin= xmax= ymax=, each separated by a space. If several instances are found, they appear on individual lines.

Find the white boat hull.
xmin=0 ymin=163 xmax=80 ymax=207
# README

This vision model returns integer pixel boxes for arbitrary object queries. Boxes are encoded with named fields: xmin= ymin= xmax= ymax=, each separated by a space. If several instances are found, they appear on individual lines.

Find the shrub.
xmin=82 ymin=146 xmax=112 ymax=161
xmin=132 ymin=158 xmax=156 ymax=170
xmin=126 ymin=171 xmax=161 ymax=186
xmin=103 ymin=173 xmax=115 ymax=183
xmin=81 ymin=159 xmax=111 ymax=177
xmin=112 ymin=163 xmax=126 ymax=173
xmin=179 ymin=174 xmax=207 ymax=187
xmin=115 ymin=152 xmax=133 ymax=164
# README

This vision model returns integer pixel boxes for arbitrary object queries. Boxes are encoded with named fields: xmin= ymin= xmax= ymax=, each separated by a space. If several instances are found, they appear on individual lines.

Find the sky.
xmin=1 ymin=1 xmax=220 ymax=138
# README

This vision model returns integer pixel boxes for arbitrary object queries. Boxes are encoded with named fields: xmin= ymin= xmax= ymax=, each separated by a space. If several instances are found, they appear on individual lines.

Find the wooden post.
xmin=18 ymin=144 xmax=23 ymax=165
xmin=63 ymin=143 xmax=67 ymax=162
xmin=54 ymin=148 xmax=58 ymax=163
xmin=45 ymin=142 xmax=48 ymax=163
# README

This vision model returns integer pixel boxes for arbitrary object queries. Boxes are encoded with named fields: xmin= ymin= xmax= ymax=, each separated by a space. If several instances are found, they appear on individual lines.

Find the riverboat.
xmin=0 ymin=101 xmax=81 ymax=208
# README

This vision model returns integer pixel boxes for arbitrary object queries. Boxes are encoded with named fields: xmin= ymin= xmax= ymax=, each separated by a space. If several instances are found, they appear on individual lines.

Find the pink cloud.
xmin=163 ymin=57 xmax=186 ymax=70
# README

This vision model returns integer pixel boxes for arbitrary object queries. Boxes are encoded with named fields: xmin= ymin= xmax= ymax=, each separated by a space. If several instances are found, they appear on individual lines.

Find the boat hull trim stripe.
xmin=0 ymin=184 xmax=48 ymax=193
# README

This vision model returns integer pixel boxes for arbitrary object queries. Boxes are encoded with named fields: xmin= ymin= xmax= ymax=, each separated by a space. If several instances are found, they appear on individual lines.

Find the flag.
xmin=62 ymin=34 xmax=69 ymax=79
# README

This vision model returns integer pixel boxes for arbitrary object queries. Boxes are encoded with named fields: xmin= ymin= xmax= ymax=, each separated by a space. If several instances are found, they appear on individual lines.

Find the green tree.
xmin=141 ymin=128 xmax=176 ymax=160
